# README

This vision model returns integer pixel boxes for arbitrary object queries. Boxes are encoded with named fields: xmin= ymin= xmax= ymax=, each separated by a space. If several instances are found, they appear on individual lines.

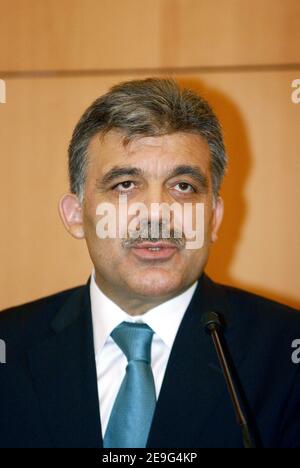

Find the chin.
xmin=125 ymin=269 xmax=186 ymax=298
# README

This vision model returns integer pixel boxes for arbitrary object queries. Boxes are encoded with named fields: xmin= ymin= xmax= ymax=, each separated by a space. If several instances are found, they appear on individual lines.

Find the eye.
xmin=174 ymin=182 xmax=195 ymax=193
xmin=113 ymin=181 xmax=137 ymax=192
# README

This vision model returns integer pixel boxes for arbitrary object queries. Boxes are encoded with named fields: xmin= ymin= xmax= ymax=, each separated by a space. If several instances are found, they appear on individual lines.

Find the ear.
xmin=58 ymin=193 xmax=85 ymax=239
xmin=211 ymin=196 xmax=224 ymax=243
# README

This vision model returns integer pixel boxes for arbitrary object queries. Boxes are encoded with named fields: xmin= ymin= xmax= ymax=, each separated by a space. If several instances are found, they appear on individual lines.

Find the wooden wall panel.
xmin=200 ymin=71 xmax=300 ymax=307
xmin=0 ymin=71 xmax=299 ymax=310
xmin=0 ymin=0 xmax=299 ymax=72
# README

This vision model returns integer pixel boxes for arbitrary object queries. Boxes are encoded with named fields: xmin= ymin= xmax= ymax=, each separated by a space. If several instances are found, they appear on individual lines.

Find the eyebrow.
xmin=166 ymin=165 xmax=209 ymax=192
xmin=96 ymin=166 xmax=144 ymax=190
xmin=96 ymin=164 xmax=209 ymax=192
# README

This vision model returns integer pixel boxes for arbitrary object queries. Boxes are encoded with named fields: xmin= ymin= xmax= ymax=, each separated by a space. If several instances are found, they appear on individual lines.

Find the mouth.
xmin=131 ymin=241 xmax=179 ymax=261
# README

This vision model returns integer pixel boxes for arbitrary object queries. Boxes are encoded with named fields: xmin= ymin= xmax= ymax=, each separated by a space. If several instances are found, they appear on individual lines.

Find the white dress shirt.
xmin=90 ymin=271 xmax=198 ymax=436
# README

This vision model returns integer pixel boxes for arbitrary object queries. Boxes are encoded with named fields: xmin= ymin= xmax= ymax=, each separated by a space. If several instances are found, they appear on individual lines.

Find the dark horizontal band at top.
xmin=1 ymin=62 xmax=300 ymax=80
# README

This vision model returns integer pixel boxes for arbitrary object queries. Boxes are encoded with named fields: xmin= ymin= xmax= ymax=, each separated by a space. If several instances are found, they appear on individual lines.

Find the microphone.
xmin=202 ymin=311 xmax=255 ymax=448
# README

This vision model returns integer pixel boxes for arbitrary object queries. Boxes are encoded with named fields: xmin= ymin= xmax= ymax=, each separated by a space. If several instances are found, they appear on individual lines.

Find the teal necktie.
xmin=103 ymin=321 xmax=156 ymax=448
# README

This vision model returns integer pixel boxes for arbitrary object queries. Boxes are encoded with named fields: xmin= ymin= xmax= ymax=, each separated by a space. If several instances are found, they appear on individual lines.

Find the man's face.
xmin=71 ymin=130 xmax=223 ymax=302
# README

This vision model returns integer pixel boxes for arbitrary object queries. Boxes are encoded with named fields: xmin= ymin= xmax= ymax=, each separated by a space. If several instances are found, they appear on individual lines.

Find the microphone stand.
xmin=202 ymin=311 xmax=255 ymax=449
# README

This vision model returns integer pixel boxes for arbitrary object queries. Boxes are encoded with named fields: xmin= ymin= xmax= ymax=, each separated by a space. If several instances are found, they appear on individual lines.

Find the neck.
xmin=94 ymin=272 xmax=187 ymax=316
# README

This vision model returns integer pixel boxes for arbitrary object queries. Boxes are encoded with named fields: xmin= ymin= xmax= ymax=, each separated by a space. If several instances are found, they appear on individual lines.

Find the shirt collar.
xmin=90 ymin=271 xmax=198 ymax=356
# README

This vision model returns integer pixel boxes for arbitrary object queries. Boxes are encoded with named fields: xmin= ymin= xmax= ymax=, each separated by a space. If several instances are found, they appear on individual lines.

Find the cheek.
xmin=204 ymin=205 xmax=214 ymax=235
xmin=181 ymin=203 xmax=212 ymax=247
xmin=82 ymin=209 xmax=96 ymax=242
xmin=87 ymin=237 xmax=124 ymax=273
xmin=82 ymin=209 xmax=122 ymax=258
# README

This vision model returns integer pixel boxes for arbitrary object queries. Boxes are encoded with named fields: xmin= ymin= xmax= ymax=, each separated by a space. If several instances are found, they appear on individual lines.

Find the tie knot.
xmin=111 ymin=321 xmax=154 ymax=364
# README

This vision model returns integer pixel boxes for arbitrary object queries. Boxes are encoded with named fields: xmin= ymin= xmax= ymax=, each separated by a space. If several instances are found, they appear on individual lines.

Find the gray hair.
xmin=68 ymin=78 xmax=227 ymax=200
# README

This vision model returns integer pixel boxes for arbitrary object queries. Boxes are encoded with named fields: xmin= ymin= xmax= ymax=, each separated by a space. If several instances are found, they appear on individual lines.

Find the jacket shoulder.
xmin=223 ymin=283 xmax=299 ymax=313
xmin=0 ymin=286 xmax=85 ymax=342
xmin=219 ymin=281 xmax=300 ymax=334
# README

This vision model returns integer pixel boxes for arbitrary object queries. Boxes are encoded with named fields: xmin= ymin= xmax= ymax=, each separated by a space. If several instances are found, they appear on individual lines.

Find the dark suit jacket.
xmin=0 ymin=273 xmax=300 ymax=448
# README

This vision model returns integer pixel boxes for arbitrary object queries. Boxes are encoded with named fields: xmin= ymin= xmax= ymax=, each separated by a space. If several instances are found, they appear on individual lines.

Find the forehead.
xmin=87 ymin=130 xmax=210 ymax=176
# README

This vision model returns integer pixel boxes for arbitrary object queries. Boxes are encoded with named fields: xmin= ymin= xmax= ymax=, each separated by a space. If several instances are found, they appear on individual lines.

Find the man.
xmin=0 ymin=78 xmax=299 ymax=448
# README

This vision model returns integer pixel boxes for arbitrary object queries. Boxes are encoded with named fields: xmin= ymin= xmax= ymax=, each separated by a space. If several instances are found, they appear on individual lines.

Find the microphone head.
xmin=202 ymin=311 xmax=222 ymax=333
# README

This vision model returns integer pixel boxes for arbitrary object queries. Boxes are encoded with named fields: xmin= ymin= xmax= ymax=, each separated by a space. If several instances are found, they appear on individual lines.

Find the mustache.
xmin=121 ymin=220 xmax=186 ymax=249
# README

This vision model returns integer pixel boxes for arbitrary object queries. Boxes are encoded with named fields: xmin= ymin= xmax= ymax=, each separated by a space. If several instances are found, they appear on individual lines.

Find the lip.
xmin=131 ymin=241 xmax=179 ymax=260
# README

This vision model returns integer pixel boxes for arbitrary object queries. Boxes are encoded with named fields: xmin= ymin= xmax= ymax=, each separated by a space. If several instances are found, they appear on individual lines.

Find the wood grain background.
xmin=0 ymin=0 xmax=299 ymax=310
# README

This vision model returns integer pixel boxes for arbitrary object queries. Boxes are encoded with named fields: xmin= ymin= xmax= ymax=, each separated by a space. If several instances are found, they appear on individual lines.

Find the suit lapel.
xmin=147 ymin=273 xmax=244 ymax=448
xmin=28 ymin=283 xmax=102 ymax=448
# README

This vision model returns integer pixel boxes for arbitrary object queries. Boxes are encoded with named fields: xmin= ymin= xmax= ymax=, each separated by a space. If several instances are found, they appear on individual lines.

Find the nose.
xmin=142 ymin=182 xmax=172 ymax=225
xmin=132 ymin=182 xmax=178 ymax=241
